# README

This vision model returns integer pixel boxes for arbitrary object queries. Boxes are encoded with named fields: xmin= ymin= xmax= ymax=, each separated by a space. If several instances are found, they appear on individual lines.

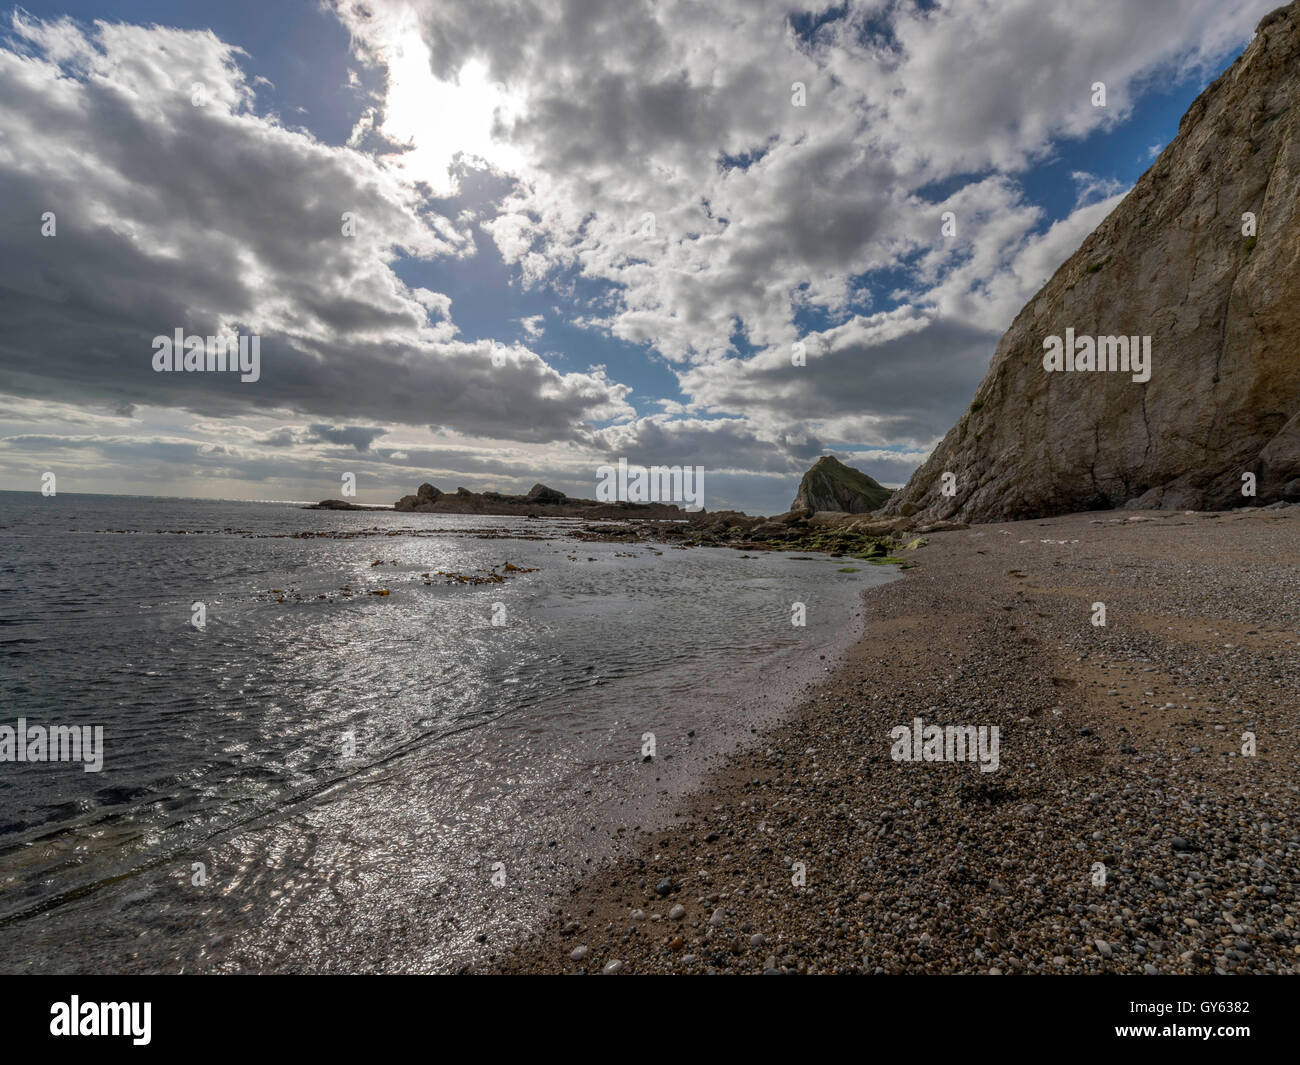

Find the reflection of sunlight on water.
xmin=0 ymin=497 xmax=897 ymax=971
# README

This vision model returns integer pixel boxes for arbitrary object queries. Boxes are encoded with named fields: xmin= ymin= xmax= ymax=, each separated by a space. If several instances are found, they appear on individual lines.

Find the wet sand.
xmin=493 ymin=507 xmax=1300 ymax=974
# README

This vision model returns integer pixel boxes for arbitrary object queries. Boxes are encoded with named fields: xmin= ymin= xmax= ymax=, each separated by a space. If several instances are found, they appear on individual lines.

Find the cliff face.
xmin=792 ymin=455 xmax=893 ymax=513
xmin=885 ymin=3 xmax=1300 ymax=524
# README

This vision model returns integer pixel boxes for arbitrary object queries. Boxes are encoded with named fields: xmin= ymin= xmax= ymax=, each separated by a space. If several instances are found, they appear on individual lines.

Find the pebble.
xmin=491 ymin=511 xmax=1300 ymax=977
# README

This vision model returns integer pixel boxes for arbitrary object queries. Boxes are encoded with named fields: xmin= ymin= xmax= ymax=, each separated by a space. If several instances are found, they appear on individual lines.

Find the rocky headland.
xmin=792 ymin=455 xmax=893 ymax=514
xmin=391 ymin=480 xmax=690 ymax=520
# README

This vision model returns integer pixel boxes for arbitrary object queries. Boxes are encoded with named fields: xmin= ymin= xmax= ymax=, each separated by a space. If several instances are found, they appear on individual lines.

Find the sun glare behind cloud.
xmin=368 ymin=20 xmax=522 ymax=194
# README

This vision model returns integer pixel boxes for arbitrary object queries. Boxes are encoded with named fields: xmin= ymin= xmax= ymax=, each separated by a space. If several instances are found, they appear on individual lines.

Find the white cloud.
xmin=333 ymin=0 xmax=1269 ymax=377
xmin=0 ymin=1 xmax=1275 ymax=509
xmin=0 ymin=13 xmax=634 ymax=445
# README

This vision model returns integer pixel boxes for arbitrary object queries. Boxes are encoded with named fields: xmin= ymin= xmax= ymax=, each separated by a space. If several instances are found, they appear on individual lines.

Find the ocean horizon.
xmin=3 ymin=0 xmax=1297 ymax=1041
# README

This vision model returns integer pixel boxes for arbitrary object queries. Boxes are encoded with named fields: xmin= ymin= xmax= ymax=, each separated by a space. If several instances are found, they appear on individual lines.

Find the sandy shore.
xmin=492 ymin=506 xmax=1300 ymax=974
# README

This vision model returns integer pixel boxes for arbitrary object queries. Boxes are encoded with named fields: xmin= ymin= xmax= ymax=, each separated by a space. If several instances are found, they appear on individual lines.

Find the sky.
xmin=0 ymin=0 xmax=1278 ymax=513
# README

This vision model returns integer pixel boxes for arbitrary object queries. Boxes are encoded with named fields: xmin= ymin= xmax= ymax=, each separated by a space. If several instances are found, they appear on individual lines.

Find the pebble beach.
xmin=494 ymin=506 xmax=1300 ymax=974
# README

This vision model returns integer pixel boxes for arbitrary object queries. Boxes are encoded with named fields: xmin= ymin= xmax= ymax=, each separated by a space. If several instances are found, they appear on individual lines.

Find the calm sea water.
xmin=0 ymin=492 xmax=895 ymax=972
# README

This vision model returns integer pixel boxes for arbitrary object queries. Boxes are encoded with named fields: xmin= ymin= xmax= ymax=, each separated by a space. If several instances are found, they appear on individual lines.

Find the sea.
xmin=0 ymin=491 xmax=896 ymax=972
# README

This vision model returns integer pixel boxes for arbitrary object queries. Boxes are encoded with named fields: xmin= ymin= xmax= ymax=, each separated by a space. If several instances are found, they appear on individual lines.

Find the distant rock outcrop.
xmin=526 ymin=483 xmax=567 ymax=503
xmin=393 ymin=480 xmax=687 ymax=518
xmin=885 ymin=2 xmax=1300 ymax=524
xmin=305 ymin=499 xmax=389 ymax=511
xmin=792 ymin=456 xmax=893 ymax=514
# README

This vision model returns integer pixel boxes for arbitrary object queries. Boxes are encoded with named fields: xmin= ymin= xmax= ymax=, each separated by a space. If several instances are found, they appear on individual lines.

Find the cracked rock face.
xmin=885 ymin=2 xmax=1300 ymax=524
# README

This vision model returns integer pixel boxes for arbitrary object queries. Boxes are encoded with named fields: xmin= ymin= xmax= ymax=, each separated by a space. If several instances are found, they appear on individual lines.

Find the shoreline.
xmin=0 ymin=517 xmax=893 ymax=974
xmin=492 ymin=506 xmax=1300 ymax=974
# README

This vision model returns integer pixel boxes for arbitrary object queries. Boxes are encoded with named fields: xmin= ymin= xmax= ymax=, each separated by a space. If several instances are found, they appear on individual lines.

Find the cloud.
xmin=334 ymin=0 xmax=1271 ymax=372
xmin=1071 ymin=171 xmax=1128 ymax=209
xmin=678 ymin=311 xmax=1000 ymax=448
xmin=0 ymin=13 xmax=633 ymax=444
xmin=306 ymin=423 xmax=388 ymax=451
xmin=0 ymin=2 xmax=1275 ymax=511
